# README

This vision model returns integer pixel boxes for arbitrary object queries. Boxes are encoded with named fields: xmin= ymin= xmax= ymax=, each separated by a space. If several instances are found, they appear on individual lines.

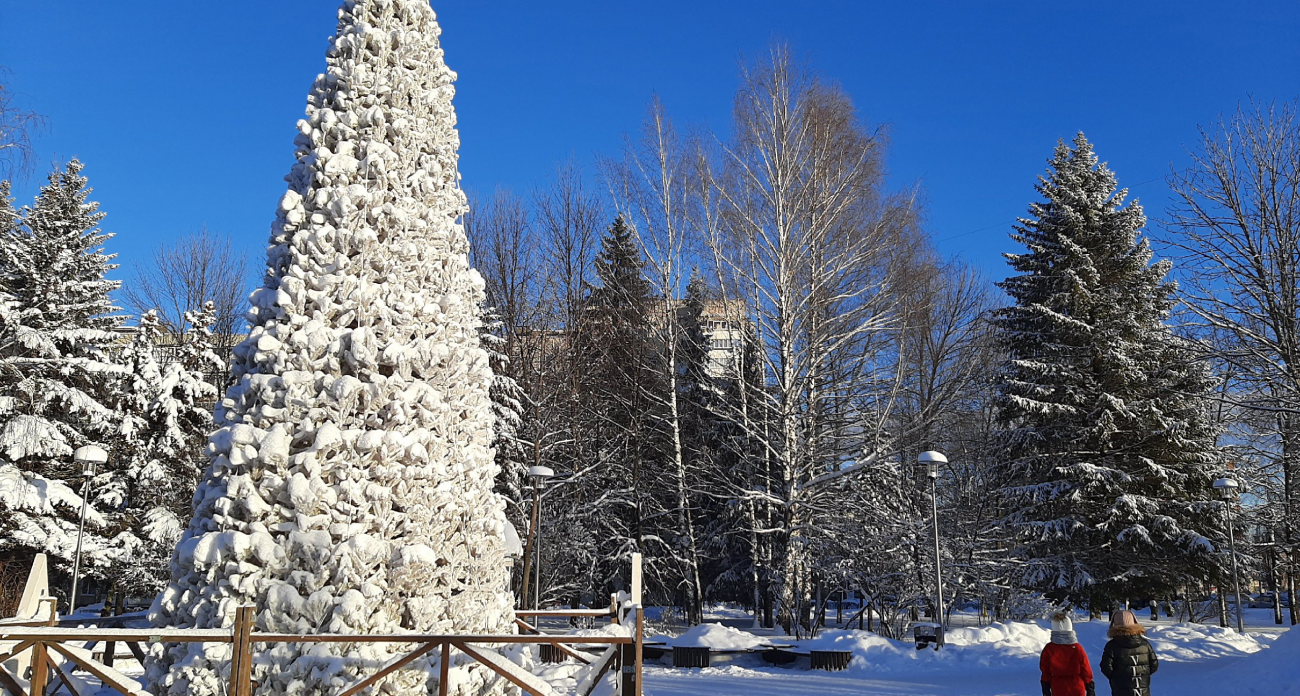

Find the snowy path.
xmin=639 ymin=616 xmax=1288 ymax=696
xmin=644 ymin=656 xmax=1247 ymax=696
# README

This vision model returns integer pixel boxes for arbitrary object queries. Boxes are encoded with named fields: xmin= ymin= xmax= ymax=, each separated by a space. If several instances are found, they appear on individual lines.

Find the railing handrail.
xmin=2 ymin=553 xmax=646 ymax=696
xmin=514 ymin=609 xmax=616 ymax=618
xmin=0 ymin=627 xmax=634 ymax=645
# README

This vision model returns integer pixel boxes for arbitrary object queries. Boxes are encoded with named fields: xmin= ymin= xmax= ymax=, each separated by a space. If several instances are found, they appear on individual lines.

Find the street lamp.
xmin=69 ymin=445 xmax=107 ymax=614
xmin=521 ymin=465 xmax=555 ymax=611
xmin=918 ymin=451 xmax=947 ymax=639
xmin=1213 ymin=477 xmax=1245 ymax=633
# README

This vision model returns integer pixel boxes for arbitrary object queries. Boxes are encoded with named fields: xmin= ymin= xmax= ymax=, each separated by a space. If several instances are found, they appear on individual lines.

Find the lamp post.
xmin=69 ymin=445 xmax=108 ymax=614
xmin=1213 ymin=477 xmax=1245 ymax=633
xmin=526 ymin=465 xmax=555 ymax=610
xmin=919 ymin=451 xmax=947 ymax=636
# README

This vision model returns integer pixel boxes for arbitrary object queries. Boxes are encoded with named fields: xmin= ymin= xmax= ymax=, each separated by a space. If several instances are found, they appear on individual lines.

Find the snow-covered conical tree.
xmin=992 ymin=134 xmax=1221 ymax=607
xmin=0 ymin=162 xmax=125 ymax=599
xmin=146 ymin=2 xmax=515 ymax=694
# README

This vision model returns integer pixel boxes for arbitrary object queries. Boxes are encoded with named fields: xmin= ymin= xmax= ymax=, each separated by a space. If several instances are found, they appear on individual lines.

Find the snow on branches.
xmin=146 ymin=2 xmax=514 ymax=695
xmin=992 ymin=134 xmax=1222 ymax=605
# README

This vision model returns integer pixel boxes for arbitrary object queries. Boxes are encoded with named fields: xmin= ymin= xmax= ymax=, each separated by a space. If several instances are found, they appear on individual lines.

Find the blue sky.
xmin=1 ymin=1 xmax=1297 ymax=292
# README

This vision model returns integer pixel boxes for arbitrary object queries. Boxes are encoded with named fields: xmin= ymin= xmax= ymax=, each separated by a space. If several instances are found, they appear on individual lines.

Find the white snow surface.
xmin=641 ymin=617 xmax=1287 ymax=696
xmin=1191 ymin=626 xmax=1300 ymax=695
xmin=659 ymin=623 xmax=769 ymax=650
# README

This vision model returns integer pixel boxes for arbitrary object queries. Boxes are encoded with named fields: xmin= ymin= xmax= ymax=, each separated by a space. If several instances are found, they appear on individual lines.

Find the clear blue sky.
xmin=1 ymin=1 xmax=1297 ymax=291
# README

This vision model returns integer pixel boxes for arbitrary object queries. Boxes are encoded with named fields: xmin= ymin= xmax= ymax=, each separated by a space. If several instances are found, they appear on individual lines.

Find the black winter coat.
xmin=1100 ymin=635 xmax=1159 ymax=696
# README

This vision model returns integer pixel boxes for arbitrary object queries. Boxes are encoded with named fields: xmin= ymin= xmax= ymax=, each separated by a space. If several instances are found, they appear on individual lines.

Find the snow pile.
xmin=793 ymin=619 xmax=1276 ymax=677
xmin=1181 ymin=628 xmax=1296 ymax=695
xmin=145 ymin=1 xmax=513 ymax=695
xmin=663 ymin=624 xmax=768 ymax=650
xmin=790 ymin=622 xmax=1049 ymax=674
xmin=945 ymin=621 xmax=1052 ymax=658
xmin=1145 ymin=622 xmax=1268 ymax=661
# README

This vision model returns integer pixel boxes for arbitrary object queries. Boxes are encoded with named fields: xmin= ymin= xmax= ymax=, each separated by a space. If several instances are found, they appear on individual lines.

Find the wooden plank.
xmin=619 ymin=644 xmax=634 ymax=696
xmin=50 ymin=656 xmax=89 ymax=696
xmin=250 ymin=633 xmax=632 ymax=645
xmin=0 ymin=640 xmax=34 ymax=665
xmin=512 ymin=619 xmax=591 ymax=665
xmin=125 ymin=642 xmax=146 ymax=665
xmin=575 ymin=646 xmax=617 ymax=696
xmin=438 ymin=642 xmax=449 ymax=696
xmin=514 ymin=609 xmax=613 ymax=618
xmin=28 ymin=643 xmax=47 ymax=696
xmin=453 ymin=642 xmax=553 ymax=696
xmin=45 ymin=643 xmax=148 ymax=696
xmin=634 ymin=606 xmax=643 ymax=696
xmin=0 ymin=628 xmax=231 ymax=643
xmin=229 ymin=606 xmax=254 ymax=696
xmin=101 ymin=599 xmax=116 ymax=671
xmin=337 ymin=641 xmax=438 ymax=696
xmin=0 ymin=628 xmax=632 ymax=646
xmin=0 ymin=663 xmax=29 ymax=696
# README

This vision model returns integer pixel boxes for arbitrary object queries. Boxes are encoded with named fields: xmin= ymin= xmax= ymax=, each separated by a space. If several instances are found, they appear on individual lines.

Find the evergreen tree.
xmin=481 ymin=306 xmax=528 ymax=552
xmin=147 ymin=2 xmax=515 ymax=694
xmin=678 ymin=271 xmax=713 ymax=438
xmin=112 ymin=306 xmax=222 ymax=597
xmin=0 ymin=161 xmax=125 ymax=595
xmin=992 ymin=134 xmax=1221 ymax=606
xmin=570 ymin=214 xmax=664 ymax=594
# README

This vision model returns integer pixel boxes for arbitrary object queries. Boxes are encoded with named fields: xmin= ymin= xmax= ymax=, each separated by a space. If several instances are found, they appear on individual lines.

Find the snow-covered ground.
xmin=44 ymin=605 xmax=1296 ymax=696
xmin=638 ymin=611 xmax=1294 ymax=696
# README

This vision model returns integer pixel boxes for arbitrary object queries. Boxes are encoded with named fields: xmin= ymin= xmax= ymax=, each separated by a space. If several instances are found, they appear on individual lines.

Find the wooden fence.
xmin=0 ymin=600 xmax=644 ymax=696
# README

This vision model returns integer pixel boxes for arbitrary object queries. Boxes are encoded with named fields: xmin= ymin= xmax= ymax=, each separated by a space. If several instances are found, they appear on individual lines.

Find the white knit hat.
xmin=1051 ymin=610 xmax=1073 ymax=632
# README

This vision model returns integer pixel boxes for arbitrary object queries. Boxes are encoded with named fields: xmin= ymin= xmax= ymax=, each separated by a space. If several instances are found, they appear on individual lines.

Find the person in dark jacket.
xmin=1100 ymin=609 xmax=1160 ymax=696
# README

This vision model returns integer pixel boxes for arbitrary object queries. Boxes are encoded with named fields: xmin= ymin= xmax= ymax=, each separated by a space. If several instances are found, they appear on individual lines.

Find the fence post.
xmin=438 ymin=641 xmax=450 ymax=696
xmin=229 ymin=605 xmax=255 ymax=696
xmin=103 ymin=591 xmax=121 ymax=668
xmin=29 ymin=598 xmax=58 ymax=694
xmin=635 ymin=605 xmax=644 ymax=696
xmin=30 ymin=641 xmax=49 ymax=696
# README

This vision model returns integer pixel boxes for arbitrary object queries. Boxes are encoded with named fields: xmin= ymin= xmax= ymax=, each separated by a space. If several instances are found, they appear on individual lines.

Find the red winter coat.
xmin=1040 ymin=641 xmax=1094 ymax=696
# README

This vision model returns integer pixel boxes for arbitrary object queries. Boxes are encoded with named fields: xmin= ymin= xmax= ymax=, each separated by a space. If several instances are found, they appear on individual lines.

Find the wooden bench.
xmin=809 ymin=650 xmax=852 ymax=671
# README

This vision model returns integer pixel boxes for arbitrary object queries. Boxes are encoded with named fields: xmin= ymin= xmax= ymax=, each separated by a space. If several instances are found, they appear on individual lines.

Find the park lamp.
xmin=1212 ymin=476 xmax=1245 ymax=633
xmin=1213 ymin=477 xmax=1239 ymax=501
xmin=69 ymin=445 xmax=108 ymax=614
xmin=528 ymin=465 xmax=555 ymax=489
xmin=918 ymin=450 xmax=947 ymax=480
xmin=525 ymin=465 xmax=556 ymax=612
xmin=74 ymin=445 xmax=108 ymax=478
xmin=918 ymin=450 xmax=948 ymax=640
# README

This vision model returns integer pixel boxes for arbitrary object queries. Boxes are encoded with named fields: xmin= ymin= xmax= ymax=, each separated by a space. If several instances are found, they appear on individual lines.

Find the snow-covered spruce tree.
xmin=112 ymin=307 xmax=222 ymax=597
xmin=992 ymin=134 xmax=1221 ymax=607
xmin=0 ymin=162 xmax=126 ymax=603
xmin=481 ymin=308 xmax=527 ymax=520
xmin=146 ymin=2 xmax=515 ymax=694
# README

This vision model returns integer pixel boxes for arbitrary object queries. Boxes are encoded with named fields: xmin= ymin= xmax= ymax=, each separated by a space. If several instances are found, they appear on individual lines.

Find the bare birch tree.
xmin=0 ymin=70 xmax=46 ymax=182
xmin=1164 ymin=99 xmax=1300 ymax=624
xmin=701 ymin=45 xmax=920 ymax=635
xmin=603 ymin=96 xmax=709 ymax=623
xmin=122 ymin=226 xmax=251 ymax=359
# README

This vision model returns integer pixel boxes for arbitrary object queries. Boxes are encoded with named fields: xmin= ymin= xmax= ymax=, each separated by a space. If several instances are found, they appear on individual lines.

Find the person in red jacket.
xmin=1040 ymin=609 xmax=1096 ymax=696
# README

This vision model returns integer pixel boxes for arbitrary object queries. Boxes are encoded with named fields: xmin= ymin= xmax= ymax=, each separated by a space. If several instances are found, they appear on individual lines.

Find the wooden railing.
xmin=0 ymin=601 xmax=644 ymax=696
